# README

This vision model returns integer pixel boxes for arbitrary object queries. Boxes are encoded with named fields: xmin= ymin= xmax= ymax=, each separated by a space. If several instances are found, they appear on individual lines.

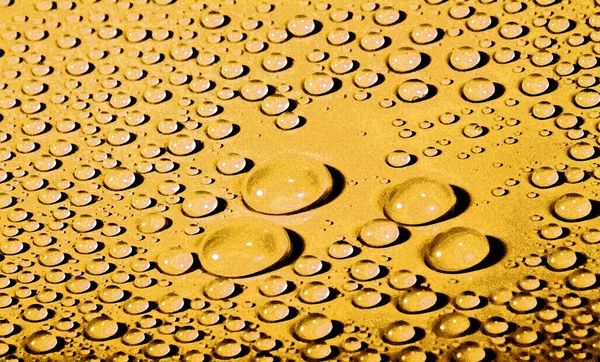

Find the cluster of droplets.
xmin=0 ymin=0 xmax=599 ymax=360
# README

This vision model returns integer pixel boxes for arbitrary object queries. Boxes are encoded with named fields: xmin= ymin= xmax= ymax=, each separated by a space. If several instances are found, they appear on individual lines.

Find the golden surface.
xmin=0 ymin=0 xmax=600 ymax=361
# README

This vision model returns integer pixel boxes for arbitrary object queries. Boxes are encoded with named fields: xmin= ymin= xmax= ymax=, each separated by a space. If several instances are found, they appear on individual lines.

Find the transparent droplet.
xmin=553 ymin=193 xmax=592 ymax=221
xmin=383 ymin=177 xmax=457 ymax=225
xmin=196 ymin=217 xmax=291 ymax=278
xmin=241 ymin=155 xmax=333 ymax=214
xmin=425 ymin=227 xmax=490 ymax=273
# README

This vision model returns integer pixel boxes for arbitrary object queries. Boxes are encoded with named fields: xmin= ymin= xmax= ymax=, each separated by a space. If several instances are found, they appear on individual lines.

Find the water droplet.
xmin=553 ymin=193 xmax=592 ymax=221
xmin=241 ymin=155 xmax=333 ymax=214
xmin=425 ymin=227 xmax=490 ymax=273
xmin=434 ymin=312 xmax=472 ymax=338
xmin=196 ymin=217 xmax=291 ymax=277
xmin=383 ymin=177 xmax=457 ymax=225
xmin=293 ymin=313 xmax=334 ymax=341
xmin=85 ymin=315 xmax=119 ymax=341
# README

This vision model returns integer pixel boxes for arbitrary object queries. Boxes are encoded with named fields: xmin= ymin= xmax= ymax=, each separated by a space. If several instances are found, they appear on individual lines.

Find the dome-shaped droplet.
xmin=84 ymin=315 xmax=120 ymax=341
xmin=462 ymin=78 xmax=496 ymax=102
xmin=181 ymin=191 xmax=218 ymax=218
xmin=425 ymin=227 xmax=490 ymax=273
xmin=241 ymin=155 xmax=333 ymax=215
xmin=387 ymin=48 xmax=422 ymax=73
xmin=383 ymin=177 xmax=457 ymax=225
xmin=359 ymin=219 xmax=401 ymax=247
xmin=25 ymin=330 xmax=58 ymax=354
xmin=449 ymin=47 xmax=481 ymax=71
xmin=293 ymin=313 xmax=334 ymax=341
xmin=530 ymin=167 xmax=559 ymax=188
xmin=381 ymin=320 xmax=416 ymax=345
xmin=103 ymin=168 xmax=137 ymax=191
xmin=397 ymin=79 xmax=430 ymax=102
xmin=434 ymin=312 xmax=472 ymax=338
xmin=303 ymin=73 xmax=336 ymax=96
xmin=196 ymin=217 xmax=292 ymax=277
xmin=553 ymin=193 xmax=592 ymax=221
xmin=397 ymin=289 xmax=438 ymax=313
xmin=156 ymin=248 xmax=194 ymax=275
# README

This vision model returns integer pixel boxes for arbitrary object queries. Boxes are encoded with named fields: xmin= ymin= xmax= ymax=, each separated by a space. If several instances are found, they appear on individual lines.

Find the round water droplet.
xmin=462 ymin=78 xmax=496 ymax=102
xmin=359 ymin=219 xmax=401 ymax=247
xmin=258 ymin=300 xmax=290 ymax=322
xmin=156 ymin=248 xmax=194 ymax=275
xmin=425 ymin=227 xmax=490 ymax=273
xmin=196 ymin=217 xmax=291 ymax=277
xmin=520 ymin=74 xmax=549 ymax=96
xmin=103 ymin=168 xmax=137 ymax=190
xmin=383 ymin=177 xmax=457 ymax=225
xmin=182 ymin=191 xmax=218 ymax=218
xmin=553 ymin=193 xmax=592 ymax=221
xmin=350 ymin=260 xmax=381 ymax=281
xmin=453 ymin=342 xmax=486 ymax=362
xmin=241 ymin=155 xmax=333 ymax=214
xmin=434 ymin=312 xmax=472 ymax=338
xmin=383 ymin=321 xmax=416 ymax=344
xmin=449 ymin=47 xmax=481 ymax=71
xmin=546 ymin=247 xmax=577 ymax=270
xmin=85 ymin=315 xmax=119 ymax=341
xmin=299 ymin=281 xmax=330 ymax=303
xmin=137 ymin=213 xmax=169 ymax=233
xmin=303 ymin=73 xmax=336 ymax=96
xmin=388 ymin=48 xmax=422 ymax=73
xmin=397 ymin=79 xmax=430 ymax=102
xmin=397 ymin=289 xmax=437 ymax=313
xmin=25 ymin=330 xmax=58 ymax=354
xmin=530 ymin=167 xmax=559 ymax=188
xmin=293 ymin=313 xmax=333 ymax=341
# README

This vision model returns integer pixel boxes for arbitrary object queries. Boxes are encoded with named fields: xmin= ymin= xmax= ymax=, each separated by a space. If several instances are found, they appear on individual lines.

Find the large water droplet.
xmin=425 ymin=227 xmax=490 ymax=273
xmin=241 ymin=155 xmax=333 ymax=214
xmin=195 ymin=217 xmax=292 ymax=277
xmin=383 ymin=177 xmax=457 ymax=225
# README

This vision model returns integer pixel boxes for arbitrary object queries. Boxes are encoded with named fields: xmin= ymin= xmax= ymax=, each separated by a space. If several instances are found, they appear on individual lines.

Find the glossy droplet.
xmin=294 ymin=255 xmax=324 ymax=276
xmin=553 ymin=193 xmax=592 ymax=221
xmin=530 ymin=167 xmax=559 ymax=188
xmin=546 ymin=247 xmax=577 ymax=270
xmin=434 ymin=312 xmax=472 ymax=338
xmin=462 ymin=78 xmax=496 ymax=102
xmin=453 ymin=342 xmax=486 ymax=362
xmin=350 ymin=260 xmax=381 ymax=281
xmin=137 ymin=213 xmax=169 ymax=233
xmin=293 ymin=313 xmax=333 ymax=341
xmin=259 ymin=275 xmax=289 ymax=297
xmin=383 ymin=177 xmax=457 ymax=225
xmin=25 ymin=330 xmax=58 ymax=354
xmin=449 ymin=47 xmax=481 ymax=71
xmin=258 ymin=300 xmax=290 ymax=322
xmin=397 ymin=289 xmax=437 ymax=313
xmin=359 ymin=219 xmax=401 ymax=247
xmin=397 ymin=79 xmax=430 ymax=102
xmin=156 ymin=248 xmax=194 ymax=275
xmin=521 ymin=74 xmax=549 ymax=96
xmin=85 ymin=315 xmax=119 ymax=341
xmin=425 ymin=227 xmax=490 ymax=273
xmin=242 ymin=155 xmax=333 ymax=215
xmin=383 ymin=321 xmax=416 ymax=344
xmin=303 ymin=73 xmax=335 ymax=95
xmin=103 ymin=168 xmax=137 ymax=190
xmin=388 ymin=48 xmax=422 ymax=73
xmin=196 ymin=217 xmax=291 ymax=277
xmin=182 ymin=191 xmax=219 ymax=217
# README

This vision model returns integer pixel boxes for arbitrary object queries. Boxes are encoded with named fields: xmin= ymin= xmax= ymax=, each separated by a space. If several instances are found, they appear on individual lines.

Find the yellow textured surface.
xmin=0 ymin=0 xmax=600 ymax=361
